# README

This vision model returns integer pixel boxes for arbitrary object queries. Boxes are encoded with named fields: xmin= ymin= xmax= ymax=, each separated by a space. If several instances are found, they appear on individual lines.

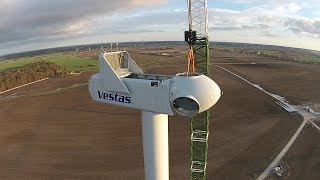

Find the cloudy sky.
xmin=0 ymin=0 xmax=320 ymax=55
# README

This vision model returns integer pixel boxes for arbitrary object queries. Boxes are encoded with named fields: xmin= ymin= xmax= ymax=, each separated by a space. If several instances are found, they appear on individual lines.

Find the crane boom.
xmin=185 ymin=0 xmax=211 ymax=179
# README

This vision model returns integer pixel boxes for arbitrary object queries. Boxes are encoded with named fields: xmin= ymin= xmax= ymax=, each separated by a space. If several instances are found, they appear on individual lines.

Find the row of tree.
xmin=0 ymin=61 xmax=67 ymax=92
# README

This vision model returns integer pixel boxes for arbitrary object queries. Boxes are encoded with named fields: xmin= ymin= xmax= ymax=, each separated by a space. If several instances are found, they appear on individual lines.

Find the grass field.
xmin=259 ymin=50 xmax=280 ymax=56
xmin=259 ymin=50 xmax=320 ymax=63
xmin=289 ymin=53 xmax=320 ymax=63
xmin=0 ymin=53 xmax=98 ymax=72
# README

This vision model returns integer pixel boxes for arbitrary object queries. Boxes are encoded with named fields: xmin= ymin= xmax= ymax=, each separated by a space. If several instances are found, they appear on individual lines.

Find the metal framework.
xmin=187 ymin=0 xmax=211 ymax=179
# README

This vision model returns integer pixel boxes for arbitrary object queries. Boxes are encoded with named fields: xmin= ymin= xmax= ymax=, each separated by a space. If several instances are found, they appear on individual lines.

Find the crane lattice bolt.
xmin=88 ymin=51 xmax=221 ymax=180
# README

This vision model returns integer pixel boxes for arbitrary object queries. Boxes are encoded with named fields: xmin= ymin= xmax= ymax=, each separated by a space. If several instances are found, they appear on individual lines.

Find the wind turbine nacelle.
xmin=88 ymin=51 xmax=221 ymax=117
xmin=169 ymin=73 xmax=221 ymax=116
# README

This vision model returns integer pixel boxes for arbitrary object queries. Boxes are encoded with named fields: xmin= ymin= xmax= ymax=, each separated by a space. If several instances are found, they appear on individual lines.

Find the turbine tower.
xmin=116 ymin=42 xmax=119 ymax=51
xmin=110 ymin=43 xmax=113 ymax=52
xmin=185 ymin=0 xmax=212 ymax=179
xmin=88 ymin=51 xmax=221 ymax=180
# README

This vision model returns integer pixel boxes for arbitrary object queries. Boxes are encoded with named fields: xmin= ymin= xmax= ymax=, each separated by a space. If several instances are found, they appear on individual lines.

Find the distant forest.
xmin=0 ymin=61 xmax=67 ymax=92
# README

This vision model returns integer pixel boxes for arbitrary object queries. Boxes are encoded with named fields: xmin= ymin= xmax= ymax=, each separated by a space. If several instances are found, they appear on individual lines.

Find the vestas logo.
xmin=98 ymin=91 xmax=132 ymax=104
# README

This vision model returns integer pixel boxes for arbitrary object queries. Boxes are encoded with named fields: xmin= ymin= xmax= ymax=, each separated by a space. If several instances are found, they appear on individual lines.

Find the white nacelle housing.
xmin=88 ymin=51 xmax=221 ymax=117
xmin=170 ymin=73 xmax=221 ymax=116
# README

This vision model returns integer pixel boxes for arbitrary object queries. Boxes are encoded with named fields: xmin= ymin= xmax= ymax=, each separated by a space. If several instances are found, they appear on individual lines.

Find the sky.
xmin=0 ymin=0 xmax=320 ymax=56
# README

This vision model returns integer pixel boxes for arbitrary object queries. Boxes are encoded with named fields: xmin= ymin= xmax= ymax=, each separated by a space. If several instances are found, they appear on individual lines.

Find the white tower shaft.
xmin=141 ymin=111 xmax=169 ymax=180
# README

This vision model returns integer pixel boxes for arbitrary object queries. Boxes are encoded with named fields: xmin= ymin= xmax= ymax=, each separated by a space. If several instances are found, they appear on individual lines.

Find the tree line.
xmin=0 ymin=61 xmax=67 ymax=92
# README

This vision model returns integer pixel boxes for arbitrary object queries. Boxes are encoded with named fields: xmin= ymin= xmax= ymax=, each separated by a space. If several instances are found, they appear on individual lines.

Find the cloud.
xmin=260 ymin=31 xmax=281 ymax=37
xmin=283 ymin=18 xmax=320 ymax=38
xmin=287 ymin=2 xmax=303 ymax=13
xmin=0 ymin=0 xmax=165 ymax=43
xmin=119 ymin=10 xmax=185 ymax=27
xmin=209 ymin=8 xmax=277 ymax=33
xmin=212 ymin=27 xmax=242 ymax=31
xmin=208 ymin=1 xmax=320 ymax=39
xmin=226 ymin=0 xmax=258 ymax=3
xmin=108 ymin=29 xmax=165 ymax=34
xmin=1 ymin=0 xmax=320 ymax=55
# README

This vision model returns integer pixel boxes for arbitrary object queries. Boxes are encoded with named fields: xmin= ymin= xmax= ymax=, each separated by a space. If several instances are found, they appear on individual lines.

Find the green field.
xmin=259 ymin=50 xmax=320 ymax=63
xmin=0 ymin=53 xmax=98 ymax=72
xmin=259 ymin=50 xmax=281 ymax=56
xmin=291 ymin=54 xmax=320 ymax=63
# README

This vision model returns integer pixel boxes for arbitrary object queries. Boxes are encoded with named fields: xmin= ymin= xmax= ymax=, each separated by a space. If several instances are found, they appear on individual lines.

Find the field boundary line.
xmin=0 ymin=78 xmax=49 ymax=95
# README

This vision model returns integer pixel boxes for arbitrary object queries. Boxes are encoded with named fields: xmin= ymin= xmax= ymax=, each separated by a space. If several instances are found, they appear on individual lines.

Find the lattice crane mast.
xmin=184 ymin=0 xmax=211 ymax=179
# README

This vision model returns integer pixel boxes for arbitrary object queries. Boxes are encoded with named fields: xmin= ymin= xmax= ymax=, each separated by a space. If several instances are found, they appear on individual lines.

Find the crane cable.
xmin=186 ymin=46 xmax=196 ymax=76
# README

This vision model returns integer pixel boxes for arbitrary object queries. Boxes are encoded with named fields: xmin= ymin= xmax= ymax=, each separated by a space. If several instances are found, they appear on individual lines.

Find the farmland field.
xmin=0 ymin=45 xmax=319 ymax=179
xmin=0 ymin=53 xmax=98 ymax=72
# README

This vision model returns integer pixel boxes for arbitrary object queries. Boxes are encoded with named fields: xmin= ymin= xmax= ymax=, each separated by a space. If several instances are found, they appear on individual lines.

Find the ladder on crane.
xmin=185 ymin=0 xmax=211 ymax=179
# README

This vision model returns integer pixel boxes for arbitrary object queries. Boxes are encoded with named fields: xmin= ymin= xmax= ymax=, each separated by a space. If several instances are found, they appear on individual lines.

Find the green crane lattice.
xmin=185 ymin=0 xmax=211 ymax=179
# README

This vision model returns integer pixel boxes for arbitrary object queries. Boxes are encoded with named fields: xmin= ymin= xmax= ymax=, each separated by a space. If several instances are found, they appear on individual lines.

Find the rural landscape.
xmin=0 ymin=42 xmax=319 ymax=179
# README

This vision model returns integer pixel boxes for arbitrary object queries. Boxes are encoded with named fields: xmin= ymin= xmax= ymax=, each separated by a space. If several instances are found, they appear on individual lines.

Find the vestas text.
xmin=98 ymin=91 xmax=131 ymax=104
